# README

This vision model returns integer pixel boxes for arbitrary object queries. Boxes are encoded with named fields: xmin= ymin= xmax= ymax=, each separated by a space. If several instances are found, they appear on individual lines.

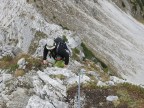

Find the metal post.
xmin=78 ymin=71 xmax=81 ymax=108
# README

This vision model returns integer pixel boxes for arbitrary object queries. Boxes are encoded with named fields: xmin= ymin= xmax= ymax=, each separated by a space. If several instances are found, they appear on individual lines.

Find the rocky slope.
xmin=1 ymin=0 xmax=144 ymax=84
xmin=32 ymin=0 xmax=144 ymax=84
xmin=112 ymin=0 xmax=144 ymax=21
xmin=1 ymin=0 xmax=144 ymax=108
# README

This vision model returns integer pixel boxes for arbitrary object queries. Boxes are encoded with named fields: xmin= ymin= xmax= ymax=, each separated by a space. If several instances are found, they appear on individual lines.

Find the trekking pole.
xmin=78 ymin=70 xmax=81 ymax=108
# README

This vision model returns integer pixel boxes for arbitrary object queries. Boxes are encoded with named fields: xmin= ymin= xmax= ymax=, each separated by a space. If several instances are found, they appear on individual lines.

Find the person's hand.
xmin=64 ymin=64 xmax=68 ymax=68
xmin=43 ymin=60 xmax=48 ymax=65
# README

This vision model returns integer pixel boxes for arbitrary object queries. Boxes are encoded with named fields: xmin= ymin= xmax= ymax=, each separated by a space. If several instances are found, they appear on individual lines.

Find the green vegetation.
xmin=103 ymin=67 xmax=109 ymax=73
xmin=81 ymin=42 xmax=95 ymax=60
xmin=86 ymin=73 xmax=97 ymax=82
xmin=73 ymin=48 xmax=80 ymax=54
xmin=138 ymin=0 xmax=144 ymax=10
xmin=67 ymin=82 xmax=144 ymax=108
xmin=59 ymin=24 xmax=69 ymax=30
xmin=25 ymin=56 xmax=42 ymax=70
xmin=54 ymin=60 xmax=64 ymax=68
xmin=63 ymin=35 xmax=68 ymax=42
xmin=9 ymin=64 xmax=19 ymax=72
xmin=130 ymin=0 xmax=144 ymax=11
xmin=49 ymin=74 xmax=66 ymax=80
xmin=122 ymin=1 xmax=126 ymax=8
xmin=26 ymin=0 xmax=36 ymax=3
xmin=71 ymin=48 xmax=81 ymax=61
xmin=82 ymin=81 xmax=98 ymax=89
xmin=1 ymin=55 xmax=13 ymax=61
xmin=53 ymin=15 xmax=56 ymax=19
xmin=0 ymin=55 xmax=18 ymax=73
xmin=35 ymin=31 xmax=47 ymax=38
xmin=0 ymin=54 xmax=43 ymax=74
xmin=81 ymin=42 xmax=108 ymax=69
xmin=15 ymin=69 xmax=25 ymax=77
xmin=115 ymin=83 xmax=144 ymax=108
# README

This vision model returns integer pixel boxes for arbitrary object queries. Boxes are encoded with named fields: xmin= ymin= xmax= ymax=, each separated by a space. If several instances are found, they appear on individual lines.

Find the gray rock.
xmin=106 ymin=96 xmax=119 ymax=102
xmin=6 ymin=88 xmax=30 ymax=108
xmin=12 ymin=47 xmax=23 ymax=56
xmin=2 ymin=74 xmax=13 ymax=84
xmin=0 ymin=100 xmax=6 ymax=108
xmin=97 ymin=81 xmax=107 ymax=87
xmin=17 ymin=58 xmax=26 ymax=69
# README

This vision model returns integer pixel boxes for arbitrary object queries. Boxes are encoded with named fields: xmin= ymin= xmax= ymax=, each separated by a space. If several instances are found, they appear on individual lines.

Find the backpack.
xmin=54 ymin=37 xmax=68 ymax=52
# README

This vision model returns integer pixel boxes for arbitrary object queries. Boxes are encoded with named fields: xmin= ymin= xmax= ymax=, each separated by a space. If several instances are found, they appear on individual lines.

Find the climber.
xmin=43 ymin=38 xmax=70 ymax=67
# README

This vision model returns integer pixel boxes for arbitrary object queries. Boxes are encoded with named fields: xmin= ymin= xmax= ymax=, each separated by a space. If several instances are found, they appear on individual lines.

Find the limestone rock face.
xmin=112 ymin=0 xmax=144 ymax=20
xmin=33 ymin=0 xmax=144 ymax=84
xmin=1 ymin=0 xmax=144 ymax=107
xmin=1 ymin=0 xmax=144 ymax=84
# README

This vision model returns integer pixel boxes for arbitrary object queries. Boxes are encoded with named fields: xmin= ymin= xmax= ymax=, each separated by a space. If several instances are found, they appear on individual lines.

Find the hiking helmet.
xmin=46 ymin=39 xmax=55 ymax=50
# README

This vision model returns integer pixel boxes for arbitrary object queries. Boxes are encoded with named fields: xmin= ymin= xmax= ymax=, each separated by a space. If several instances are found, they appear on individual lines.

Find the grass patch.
xmin=9 ymin=64 xmax=19 ymax=72
xmin=63 ymin=35 xmax=68 ymax=42
xmin=15 ymin=69 xmax=25 ymax=77
xmin=0 ymin=54 xmax=43 ymax=73
xmin=86 ymin=73 xmax=97 ymax=82
xmin=82 ymin=60 xmax=110 ymax=81
xmin=49 ymin=74 xmax=66 ymax=80
xmin=82 ymin=81 xmax=98 ymax=89
xmin=73 ymin=48 xmax=80 ymax=54
xmin=114 ymin=83 xmax=144 ymax=107
xmin=116 ymin=83 xmax=144 ymax=99
xmin=23 ymin=55 xmax=42 ymax=71
xmin=71 ymin=47 xmax=81 ymax=61
xmin=71 ymin=48 xmax=81 ymax=61
xmin=103 ymin=67 xmax=109 ymax=73
xmin=0 ymin=55 xmax=18 ymax=73
xmin=54 ymin=60 xmax=64 ymax=68
xmin=59 ymin=24 xmax=69 ymax=30
xmin=1 ymin=55 xmax=13 ymax=61
xmin=67 ymin=82 xmax=144 ymax=108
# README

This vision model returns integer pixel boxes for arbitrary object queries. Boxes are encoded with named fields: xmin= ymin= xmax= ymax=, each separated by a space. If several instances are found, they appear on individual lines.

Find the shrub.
xmin=25 ymin=56 xmax=42 ymax=70
xmin=9 ymin=64 xmax=19 ymax=72
xmin=1 ymin=55 xmax=13 ymax=62
xmin=0 ymin=53 xmax=43 ymax=73
xmin=63 ymin=35 xmax=68 ymax=42
xmin=0 ymin=55 xmax=18 ymax=73
xmin=15 ymin=69 xmax=25 ymax=77
xmin=54 ymin=60 xmax=64 ymax=68
xmin=73 ymin=48 xmax=80 ymax=54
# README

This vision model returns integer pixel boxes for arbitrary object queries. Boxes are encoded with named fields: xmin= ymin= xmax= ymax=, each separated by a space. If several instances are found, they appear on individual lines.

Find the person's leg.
xmin=58 ymin=49 xmax=69 ymax=65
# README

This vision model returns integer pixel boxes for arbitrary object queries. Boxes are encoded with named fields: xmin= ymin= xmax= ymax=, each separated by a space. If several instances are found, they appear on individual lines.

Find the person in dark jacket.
xmin=43 ymin=38 xmax=69 ymax=67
